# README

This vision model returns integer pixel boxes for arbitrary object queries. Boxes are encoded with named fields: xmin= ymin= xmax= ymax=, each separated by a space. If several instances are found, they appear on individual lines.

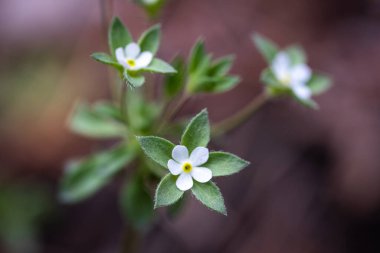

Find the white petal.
xmin=291 ymin=64 xmax=311 ymax=83
xmin=176 ymin=173 xmax=193 ymax=191
xmin=191 ymin=167 xmax=212 ymax=183
xmin=189 ymin=147 xmax=209 ymax=166
xmin=292 ymin=84 xmax=312 ymax=100
xmin=167 ymin=159 xmax=182 ymax=175
xmin=172 ymin=145 xmax=189 ymax=163
xmin=115 ymin=47 xmax=127 ymax=66
xmin=272 ymin=52 xmax=291 ymax=80
xmin=125 ymin=43 xmax=141 ymax=59
xmin=135 ymin=52 xmax=153 ymax=69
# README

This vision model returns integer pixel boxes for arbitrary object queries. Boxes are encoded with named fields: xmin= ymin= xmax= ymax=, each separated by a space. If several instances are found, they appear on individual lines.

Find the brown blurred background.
xmin=1 ymin=0 xmax=380 ymax=252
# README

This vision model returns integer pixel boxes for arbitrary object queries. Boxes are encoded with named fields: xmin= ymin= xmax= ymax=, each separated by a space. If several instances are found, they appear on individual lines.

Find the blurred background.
xmin=1 ymin=0 xmax=380 ymax=252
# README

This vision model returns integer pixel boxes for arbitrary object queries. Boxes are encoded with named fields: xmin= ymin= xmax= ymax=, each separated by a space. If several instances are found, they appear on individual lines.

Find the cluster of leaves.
xmin=253 ymin=33 xmax=331 ymax=108
xmin=61 ymin=16 xmax=332 ymax=228
xmin=92 ymin=17 xmax=176 ymax=88
xmin=60 ymin=17 xmax=243 ymax=229
xmin=138 ymin=110 xmax=249 ymax=215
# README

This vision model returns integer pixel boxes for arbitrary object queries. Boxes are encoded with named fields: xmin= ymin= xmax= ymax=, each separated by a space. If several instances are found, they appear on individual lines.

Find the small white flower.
xmin=115 ymin=42 xmax=153 ymax=71
xmin=142 ymin=0 xmax=158 ymax=5
xmin=167 ymin=145 xmax=212 ymax=191
xmin=272 ymin=52 xmax=312 ymax=100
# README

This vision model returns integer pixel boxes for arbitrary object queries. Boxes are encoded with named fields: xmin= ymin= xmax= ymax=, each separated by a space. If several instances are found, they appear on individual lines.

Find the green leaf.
xmin=286 ymin=45 xmax=306 ymax=65
xmin=137 ymin=136 xmax=174 ymax=168
xmin=164 ymin=57 xmax=186 ymax=99
xmin=188 ymin=39 xmax=207 ymax=74
xmin=252 ymin=33 xmax=278 ymax=63
xmin=208 ymin=55 xmax=234 ymax=76
xmin=190 ymin=76 xmax=240 ymax=94
xmin=60 ymin=144 xmax=136 ymax=203
xmin=69 ymin=102 xmax=126 ymax=139
xmin=155 ymin=174 xmax=184 ymax=208
xmin=108 ymin=17 xmax=133 ymax=57
xmin=260 ymin=68 xmax=280 ymax=87
xmin=181 ymin=109 xmax=210 ymax=152
xmin=124 ymin=71 xmax=145 ymax=88
xmin=138 ymin=24 xmax=161 ymax=55
xmin=144 ymin=58 xmax=177 ymax=73
xmin=191 ymin=181 xmax=226 ymax=215
xmin=308 ymin=74 xmax=331 ymax=95
xmin=93 ymin=101 xmax=124 ymax=122
xmin=91 ymin=52 xmax=121 ymax=68
xmin=204 ymin=152 xmax=250 ymax=177
xmin=120 ymin=174 xmax=154 ymax=230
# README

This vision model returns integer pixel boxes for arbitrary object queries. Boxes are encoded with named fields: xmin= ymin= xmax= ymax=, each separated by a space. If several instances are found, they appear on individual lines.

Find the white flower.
xmin=272 ymin=52 xmax=312 ymax=100
xmin=142 ymin=0 xmax=158 ymax=5
xmin=115 ymin=42 xmax=153 ymax=71
xmin=167 ymin=145 xmax=212 ymax=191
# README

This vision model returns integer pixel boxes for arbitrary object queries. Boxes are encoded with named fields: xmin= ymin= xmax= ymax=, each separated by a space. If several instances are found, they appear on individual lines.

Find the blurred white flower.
xmin=272 ymin=52 xmax=312 ymax=100
xmin=142 ymin=0 xmax=159 ymax=5
xmin=115 ymin=42 xmax=153 ymax=71
xmin=167 ymin=145 xmax=212 ymax=191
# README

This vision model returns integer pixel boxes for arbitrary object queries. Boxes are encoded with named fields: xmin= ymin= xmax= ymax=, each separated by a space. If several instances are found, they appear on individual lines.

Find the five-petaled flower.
xmin=272 ymin=52 xmax=312 ymax=100
xmin=167 ymin=145 xmax=212 ymax=191
xmin=116 ymin=42 xmax=153 ymax=71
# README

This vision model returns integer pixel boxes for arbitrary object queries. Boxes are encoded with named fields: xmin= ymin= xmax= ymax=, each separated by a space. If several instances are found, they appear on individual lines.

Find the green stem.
xmin=212 ymin=92 xmax=269 ymax=137
xmin=120 ymin=83 xmax=128 ymax=124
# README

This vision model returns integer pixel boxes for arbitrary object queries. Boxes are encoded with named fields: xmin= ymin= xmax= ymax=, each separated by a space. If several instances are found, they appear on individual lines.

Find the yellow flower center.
xmin=182 ymin=162 xmax=193 ymax=173
xmin=280 ymin=73 xmax=292 ymax=86
xmin=127 ymin=59 xmax=136 ymax=67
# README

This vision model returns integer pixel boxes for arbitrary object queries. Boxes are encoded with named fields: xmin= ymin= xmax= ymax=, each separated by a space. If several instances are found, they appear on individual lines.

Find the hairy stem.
xmin=212 ymin=92 xmax=269 ymax=137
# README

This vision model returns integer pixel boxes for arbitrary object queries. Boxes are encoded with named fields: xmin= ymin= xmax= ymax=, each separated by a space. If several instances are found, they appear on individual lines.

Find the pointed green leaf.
xmin=188 ymin=39 xmax=206 ymax=73
xmin=91 ymin=52 xmax=121 ymax=68
xmin=164 ymin=56 xmax=186 ymax=99
xmin=286 ymin=45 xmax=306 ymax=65
xmin=181 ymin=109 xmax=210 ymax=152
xmin=252 ymin=33 xmax=278 ymax=63
xmin=69 ymin=102 xmax=126 ymax=139
xmin=204 ymin=152 xmax=250 ymax=177
xmin=124 ymin=71 xmax=145 ymax=88
xmin=138 ymin=24 xmax=161 ymax=55
xmin=137 ymin=136 xmax=175 ymax=168
xmin=108 ymin=17 xmax=133 ymax=57
xmin=120 ymin=174 xmax=154 ymax=229
xmin=60 ymin=144 xmax=136 ymax=203
xmin=155 ymin=174 xmax=184 ymax=208
xmin=308 ymin=74 xmax=331 ymax=95
xmin=208 ymin=55 xmax=234 ymax=76
xmin=191 ymin=181 xmax=226 ymax=215
xmin=144 ymin=58 xmax=177 ymax=73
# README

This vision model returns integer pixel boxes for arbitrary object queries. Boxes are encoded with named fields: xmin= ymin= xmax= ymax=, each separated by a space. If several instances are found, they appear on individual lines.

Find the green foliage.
xmin=181 ymin=109 xmax=210 ymax=152
xmin=137 ymin=136 xmax=175 ymax=168
xmin=144 ymin=58 xmax=177 ymax=74
xmin=108 ymin=17 xmax=132 ymax=57
xmin=286 ymin=45 xmax=306 ymax=65
xmin=69 ymin=101 xmax=126 ymax=139
xmin=308 ymin=73 xmax=331 ymax=95
xmin=124 ymin=71 xmax=145 ymax=88
xmin=60 ymin=144 xmax=136 ymax=203
xmin=204 ymin=152 xmax=250 ymax=177
xmin=252 ymin=33 xmax=279 ymax=63
xmin=164 ymin=57 xmax=186 ymax=99
xmin=91 ymin=53 xmax=121 ymax=69
xmin=120 ymin=174 xmax=154 ymax=230
xmin=138 ymin=24 xmax=161 ymax=55
xmin=154 ymin=174 xmax=184 ymax=208
xmin=186 ymin=40 xmax=239 ymax=94
xmin=191 ymin=181 xmax=226 ymax=215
